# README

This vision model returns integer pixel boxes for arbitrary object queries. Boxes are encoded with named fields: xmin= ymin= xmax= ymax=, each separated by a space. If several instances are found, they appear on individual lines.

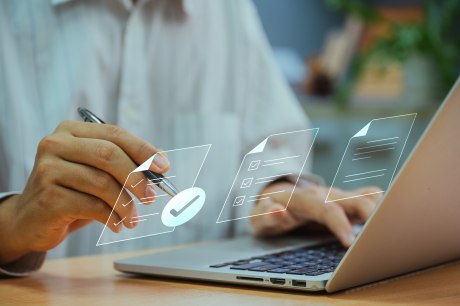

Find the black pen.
xmin=77 ymin=107 xmax=179 ymax=197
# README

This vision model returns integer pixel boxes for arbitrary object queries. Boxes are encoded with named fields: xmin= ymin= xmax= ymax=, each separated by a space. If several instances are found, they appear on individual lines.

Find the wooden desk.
xmin=2 ymin=247 xmax=460 ymax=306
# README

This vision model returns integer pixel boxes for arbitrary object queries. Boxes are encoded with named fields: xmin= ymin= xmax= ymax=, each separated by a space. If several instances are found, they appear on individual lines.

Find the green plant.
xmin=326 ymin=0 xmax=460 ymax=105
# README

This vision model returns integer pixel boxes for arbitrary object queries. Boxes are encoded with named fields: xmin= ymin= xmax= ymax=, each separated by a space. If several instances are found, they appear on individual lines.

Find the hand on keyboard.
xmin=250 ymin=182 xmax=382 ymax=247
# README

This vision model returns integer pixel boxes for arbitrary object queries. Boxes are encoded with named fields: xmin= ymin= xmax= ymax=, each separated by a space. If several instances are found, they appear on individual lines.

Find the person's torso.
xmin=0 ymin=0 xmax=255 ymax=256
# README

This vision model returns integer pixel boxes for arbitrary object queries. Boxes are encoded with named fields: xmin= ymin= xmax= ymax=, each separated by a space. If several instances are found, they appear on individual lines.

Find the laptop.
xmin=114 ymin=78 xmax=460 ymax=293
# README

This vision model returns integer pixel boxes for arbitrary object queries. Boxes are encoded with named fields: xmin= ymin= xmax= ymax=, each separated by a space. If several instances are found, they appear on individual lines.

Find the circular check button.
xmin=161 ymin=187 xmax=206 ymax=227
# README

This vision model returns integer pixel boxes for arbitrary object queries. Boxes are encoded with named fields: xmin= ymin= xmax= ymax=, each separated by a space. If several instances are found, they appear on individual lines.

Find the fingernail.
xmin=153 ymin=153 xmax=169 ymax=170
xmin=113 ymin=223 xmax=122 ymax=233
xmin=145 ymin=185 xmax=156 ymax=201
xmin=127 ymin=208 xmax=139 ymax=228
xmin=345 ymin=233 xmax=356 ymax=246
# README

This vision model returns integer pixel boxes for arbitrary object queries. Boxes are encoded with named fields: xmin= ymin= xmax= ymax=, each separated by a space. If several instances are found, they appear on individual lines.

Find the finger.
xmin=53 ymin=160 xmax=139 ymax=229
xmin=319 ymin=203 xmax=355 ymax=248
xmin=55 ymin=121 xmax=169 ymax=172
xmin=54 ymin=186 xmax=123 ymax=233
xmin=336 ymin=188 xmax=381 ymax=222
xmin=52 ymin=136 xmax=157 ymax=205
xmin=251 ymin=199 xmax=299 ymax=236
xmin=270 ymin=188 xmax=322 ymax=222
xmin=335 ymin=197 xmax=376 ymax=223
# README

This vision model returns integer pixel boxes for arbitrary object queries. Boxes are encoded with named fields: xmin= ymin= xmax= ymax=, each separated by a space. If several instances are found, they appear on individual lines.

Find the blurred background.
xmin=253 ymin=0 xmax=460 ymax=186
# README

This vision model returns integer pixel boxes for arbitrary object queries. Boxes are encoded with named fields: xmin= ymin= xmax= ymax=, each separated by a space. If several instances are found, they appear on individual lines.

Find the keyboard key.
xmin=284 ymin=264 xmax=305 ymax=270
xmin=267 ymin=268 xmax=292 ymax=274
xmin=287 ymin=270 xmax=306 ymax=275
xmin=308 ymin=271 xmax=326 ymax=276
xmin=265 ymin=258 xmax=284 ymax=264
xmin=277 ymin=261 xmax=296 ymax=266
xmin=209 ymin=263 xmax=230 ymax=268
xmin=248 ymin=264 xmax=282 ymax=272
xmin=230 ymin=262 xmax=267 ymax=270
xmin=230 ymin=261 xmax=251 ymax=266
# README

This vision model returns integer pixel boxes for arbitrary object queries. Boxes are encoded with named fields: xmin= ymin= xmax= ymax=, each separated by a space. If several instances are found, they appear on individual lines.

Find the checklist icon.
xmin=233 ymin=196 xmax=246 ymax=206
xmin=240 ymin=178 xmax=253 ymax=189
xmin=216 ymin=128 xmax=319 ymax=224
xmin=248 ymin=160 xmax=261 ymax=171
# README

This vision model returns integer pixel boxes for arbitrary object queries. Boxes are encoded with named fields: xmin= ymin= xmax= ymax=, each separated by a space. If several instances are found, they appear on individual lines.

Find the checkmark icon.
xmin=113 ymin=217 xmax=126 ymax=226
xmin=122 ymin=198 xmax=134 ymax=207
xmin=130 ymin=178 xmax=144 ymax=188
xmin=170 ymin=195 xmax=201 ymax=217
xmin=161 ymin=187 xmax=206 ymax=227
xmin=233 ymin=196 xmax=246 ymax=206
xmin=248 ymin=160 xmax=261 ymax=171
xmin=240 ymin=177 xmax=253 ymax=189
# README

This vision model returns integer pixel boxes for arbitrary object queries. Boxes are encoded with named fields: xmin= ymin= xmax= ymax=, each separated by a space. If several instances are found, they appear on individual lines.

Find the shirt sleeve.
xmin=0 ymin=252 xmax=46 ymax=277
xmin=0 ymin=192 xmax=47 ymax=277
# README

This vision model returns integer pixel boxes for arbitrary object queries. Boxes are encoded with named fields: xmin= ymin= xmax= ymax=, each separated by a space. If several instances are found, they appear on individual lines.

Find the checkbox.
xmin=240 ymin=177 xmax=253 ymax=189
xmin=233 ymin=196 xmax=246 ymax=206
xmin=248 ymin=160 xmax=261 ymax=171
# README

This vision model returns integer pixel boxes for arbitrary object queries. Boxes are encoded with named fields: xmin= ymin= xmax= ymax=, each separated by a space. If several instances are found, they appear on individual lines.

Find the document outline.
xmin=216 ymin=128 xmax=319 ymax=223
xmin=97 ymin=144 xmax=212 ymax=246
xmin=325 ymin=113 xmax=417 ymax=203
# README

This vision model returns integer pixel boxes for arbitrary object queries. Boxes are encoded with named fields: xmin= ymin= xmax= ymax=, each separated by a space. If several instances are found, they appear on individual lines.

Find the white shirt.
xmin=0 ymin=0 xmax=310 ymax=258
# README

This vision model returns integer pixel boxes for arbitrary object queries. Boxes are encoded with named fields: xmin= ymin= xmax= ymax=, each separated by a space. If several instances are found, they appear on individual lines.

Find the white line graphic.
xmin=249 ymin=190 xmax=286 ymax=198
xmin=343 ymin=174 xmax=385 ymax=183
xmin=345 ymin=169 xmax=387 ymax=178
xmin=354 ymin=147 xmax=395 ymax=155
xmin=264 ymin=155 xmax=301 ymax=163
xmin=216 ymin=128 xmax=318 ymax=223
xmin=113 ymin=217 xmax=126 ymax=226
xmin=97 ymin=144 xmax=212 ymax=246
xmin=326 ymin=113 xmax=416 ymax=203
xmin=130 ymin=178 xmax=144 ymax=188
xmin=367 ymin=136 xmax=399 ymax=143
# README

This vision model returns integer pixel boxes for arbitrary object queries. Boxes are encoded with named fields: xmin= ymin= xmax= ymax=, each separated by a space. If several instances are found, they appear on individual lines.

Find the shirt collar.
xmin=50 ymin=0 xmax=189 ymax=16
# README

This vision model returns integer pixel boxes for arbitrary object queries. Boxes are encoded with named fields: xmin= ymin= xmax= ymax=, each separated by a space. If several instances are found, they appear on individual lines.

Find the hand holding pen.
xmin=78 ymin=107 xmax=178 ymax=197
xmin=0 ymin=113 xmax=173 ymax=264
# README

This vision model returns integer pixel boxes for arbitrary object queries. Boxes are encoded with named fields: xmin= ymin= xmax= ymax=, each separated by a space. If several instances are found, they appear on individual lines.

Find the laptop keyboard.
xmin=210 ymin=242 xmax=345 ymax=276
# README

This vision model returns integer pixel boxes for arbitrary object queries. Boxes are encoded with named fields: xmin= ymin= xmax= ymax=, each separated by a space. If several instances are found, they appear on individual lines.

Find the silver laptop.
xmin=115 ymin=78 xmax=460 ymax=293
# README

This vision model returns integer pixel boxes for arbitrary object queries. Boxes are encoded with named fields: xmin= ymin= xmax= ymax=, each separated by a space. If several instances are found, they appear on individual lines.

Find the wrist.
xmin=0 ymin=195 xmax=31 ymax=265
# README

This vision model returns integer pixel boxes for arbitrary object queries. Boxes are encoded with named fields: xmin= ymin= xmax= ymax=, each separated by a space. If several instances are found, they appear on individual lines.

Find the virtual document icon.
xmin=216 ymin=129 xmax=318 ymax=223
xmin=325 ymin=113 xmax=416 ymax=203
xmin=97 ymin=144 xmax=211 ymax=246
